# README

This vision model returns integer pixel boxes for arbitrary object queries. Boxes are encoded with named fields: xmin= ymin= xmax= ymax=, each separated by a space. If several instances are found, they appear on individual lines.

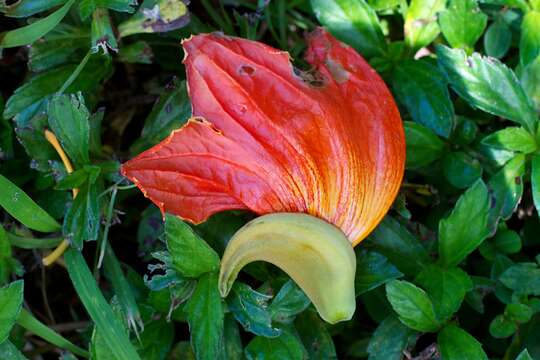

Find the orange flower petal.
xmin=122 ymin=28 xmax=405 ymax=246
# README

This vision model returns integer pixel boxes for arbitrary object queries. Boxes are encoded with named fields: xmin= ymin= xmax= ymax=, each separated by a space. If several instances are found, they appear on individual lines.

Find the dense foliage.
xmin=1 ymin=0 xmax=540 ymax=359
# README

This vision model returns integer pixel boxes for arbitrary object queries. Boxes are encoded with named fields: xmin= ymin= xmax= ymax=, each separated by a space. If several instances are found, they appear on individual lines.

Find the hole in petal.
xmin=293 ymin=67 xmax=326 ymax=87
xmin=238 ymin=65 xmax=256 ymax=76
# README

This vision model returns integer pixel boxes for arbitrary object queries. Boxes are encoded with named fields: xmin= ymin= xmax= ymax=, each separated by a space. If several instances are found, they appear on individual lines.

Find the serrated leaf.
xmin=0 ymin=280 xmax=24 ymax=343
xmin=310 ymin=0 xmax=386 ymax=58
xmin=355 ymin=250 xmax=402 ymax=296
xmin=482 ymin=127 xmax=537 ymax=153
xmin=367 ymin=315 xmax=414 ymax=360
xmin=186 ymin=272 xmax=225 ymax=360
xmin=500 ymin=263 xmax=540 ymax=296
xmin=437 ymin=45 xmax=537 ymax=133
xmin=416 ymin=265 xmax=472 ymax=322
xmin=438 ymin=325 xmax=488 ymax=359
xmin=439 ymin=180 xmax=491 ymax=267
xmin=438 ymin=0 xmax=487 ymax=51
xmin=385 ymin=280 xmax=440 ymax=332
xmin=404 ymin=0 xmax=446 ymax=50
xmin=393 ymin=59 xmax=455 ymax=138
xmin=165 ymin=214 xmax=220 ymax=278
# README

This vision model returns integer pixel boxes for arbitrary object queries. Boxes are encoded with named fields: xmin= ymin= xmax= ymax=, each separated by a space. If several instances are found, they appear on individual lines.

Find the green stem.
xmin=17 ymin=308 xmax=90 ymax=358
xmin=7 ymin=233 xmax=63 ymax=249
xmin=58 ymin=50 xmax=92 ymax=94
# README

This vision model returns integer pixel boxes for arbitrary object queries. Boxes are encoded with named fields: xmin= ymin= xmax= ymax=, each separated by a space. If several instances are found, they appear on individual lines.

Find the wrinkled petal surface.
xmin=122 ymin=28 xmax=405 ymax=245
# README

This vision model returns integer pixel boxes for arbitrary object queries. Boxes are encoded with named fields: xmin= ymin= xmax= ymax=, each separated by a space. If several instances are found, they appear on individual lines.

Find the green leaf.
xmin=520 ymin=11 xmax=540 ymax=68
xmin=7 ymin=233 xmax=63 ymax=249
xmin=227 ymin=283 xmax=281 ymax=338
xmin=505 ymin=303 xmax=533 ymax=323
xmin=516 ymin=349 xmax=534 ymax=360
xmin=385 ymin=280 xmax=440 ymax=332
xmin=404 ymin=0 xmax=446 ymax=50
xmin=438 ymin=180 xmax=491 ymax=267
xmin=0 ymin=340 xmax=26 ymax=360
xmin=0 ymin=174 xmax=61 ymax=232
xmin=186 ymin=272 xmax=225 ymax=360
xmin=521 ymin=56 xmax=540 ymax=111
xmin=47 ymin=93 xmax=90 ymax=167
xmin=165 ymin=214 xmax=220 ymax=278
xmin=442 ymin=151 xmax=482 ymax=189
xmin=245 ymin=329 xmax=306 ymax=360
xmin=118 ymin=41 xmax=154 ymax=64
xmin=0 ymin=280 xmax=24 ymax=343
xmin=489 ymin=314 xmax=517 ymax=338
xmin=130 ymin=80 xmax=191 ymax=154
xmin=0 ymin=0 xmax=76 ymax=48
xmin=355 ymin=250 xmax=402 ymax=296
xmin=416 ymin=265 xmax=472 ymax=322
xmin=438 ymin=325 xmax=488 ymax=359
xmin=493 ymin=229 xmax=522 ymax=255
xmin=63 ymin=181 xmax=101 ymax=249
xmin=404 ymin=121 xmax=446 ymax=169
xmin=64 ymin=249 xmax=141 ymax=360
xmin=295 ymin=311 xmax=337 ymax=360
xmin=223 ymin=314 xmax=243 ymax=360
xmin=79 ymin=0 xmax=137 ymax=20
xmin=367 ymin=216 xmax=431 ymax=276
xmin=484 ymin=18 xmax=511 ymax=59
xmin=488 ymin=154 xmax=525 ymax=223
xmin=118 ymin=0 xmax=190 ymax=38
xmin=367 ymin=315 xmax=414 ymax=360
xmin=482 ymin=127 xmax=537 ymax=153
xmin=533 ymin=155 xmax=540 ymax=217
xmin=437 ymin=45 xmax=538 ymax=133
xmin=136 ymin=318 xmax=174 ymax=360
xmin=438 ymin=0 xmax=487 ymax=51
xmin=499 ymin=263 xmax=540 ymax=296
xmin=0 ymin=226 xmax=15 ymax=284
xmin=91 ymin=8 xmax=118 ymax=54
xmin=393 ymin=60 xmax=455 ymax=138
xmin=309 ymin=0 xmax=386 ymax=58
xmin=269 ymin=280 xmax=311 ymax=323
xmin=1 ymin=0 xmax=67 ymax=18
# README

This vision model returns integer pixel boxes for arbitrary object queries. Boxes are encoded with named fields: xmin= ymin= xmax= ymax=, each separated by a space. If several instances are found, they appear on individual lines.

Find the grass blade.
xmin=7 ymin=233 xmax=63 ymax=249
xmin=64 ymin=249 xmax=141 ymax=360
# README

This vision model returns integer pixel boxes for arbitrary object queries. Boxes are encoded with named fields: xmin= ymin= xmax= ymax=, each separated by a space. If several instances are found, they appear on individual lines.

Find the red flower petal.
xmin=122 ymin=28 xmax=405 ymax=246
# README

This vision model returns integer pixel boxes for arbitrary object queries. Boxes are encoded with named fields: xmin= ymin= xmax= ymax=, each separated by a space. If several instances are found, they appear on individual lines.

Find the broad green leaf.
xmin=404 ymin=121 xmax=446 ymax=168
xmin=0 ymin=340 xmax=26 ymax=360
xmin=227 ymin=283 xmax=281 ymax=338
xmin=393 ymin=60 xmax=455 ymax=138
xmin=367 ymin=216 xmax=431 ymax=276
xmin=482 ymin=127 xmax=537 ymax=153
xmin=63 ymin=182 xmax=101 ymax=249
xmin=439 ymin=180 xmax=490 ymax=267
xmin=385 ymin=280 xmax=440 ymax=332
xmin=0 ymin=280 xmax=24 ymax=343
xmin=118 ymin=0 xmax=190 ymax=38
xmin=416 ymin=266 xmax=472 ymax=322
xmin=516 ymin=349 xmax=534 ymax=360
xmin=437 ymin=45 xmax=538 ymax=133
xmin=47 ymin=93 xmax=90 ymax=167
xmin=118 ymin=41 xmax=154 ymax=64
xmin=438 ymin=325 xmax=488 ymax=359
xmin=438 ymin=0 xmax=487 ymax=51
xmin=355 ymin=250 xmax=402 ymax=295
xmin=245 ymin=329 xmax=306 ymax=360
xmin=489 ymin=314 xmax=516 ymax=338
xmin=505 ymin=303 xmax=533 ymax=323
xmin=2 ymin=0 xmax=66 ymax=18
xmin=532 ymin=155 xmax=540 ymax=217
xmin=269 ymin=280 xmax=311 ymax=323
xmin=484 ymin=18 xmax=511 ymax=59
xmin=224 ymin=315 xmax=243 ymax=360
xmin=520 ymin=11 xmax=540 ymax=67
xmin=295 ymin=311 xmax=337 ymax=360
xmin=404 ymin=0 xmax=446 ymax=50
xmin=488 ymin=154 xmax=525 ymax=224
xmin=442 ymin=151 xmax=482 ymax=189
xmin=91 ymin=8 xmax=118 ymax=54
xmin=64 ymin=249 xmax=141 ymax=360
xmin=367 ymin=315 xmax=414 ymax=360
xmin=186 ymin=272 xmax=225 ymax=360
xmin=310 ymin=0 xmax=386 ymax=58
xmin=0 ymin=174 xmax=61 ymax=232
xmin=489 ymin=229 xmax=522 ymax=256
xmin=500 ymin=263 xmax=540 ymax=296
xmin=136 ymin=318 xmax=174 ymax=360
xmin=131 ymin=79 xmax=191 ymax=154
xmin=0 ymin=0 xmax=76 ymax=48
xmin=79 ymin=0 xmax=137 ymax=20
xmin=165 ymin=214 xmax=220 ymax=278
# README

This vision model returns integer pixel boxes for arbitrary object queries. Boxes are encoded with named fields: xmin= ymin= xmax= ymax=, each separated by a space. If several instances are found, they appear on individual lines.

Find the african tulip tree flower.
xmin=122 ymin=28 xmax=405 ymax=324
